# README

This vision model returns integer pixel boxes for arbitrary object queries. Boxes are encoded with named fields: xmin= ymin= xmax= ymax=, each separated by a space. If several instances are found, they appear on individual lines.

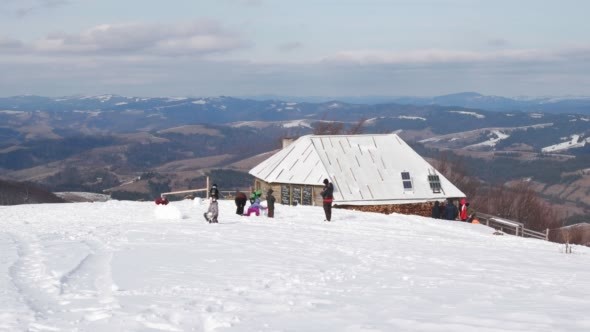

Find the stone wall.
xmin=336 ymin=202 xmax=434 ymax=217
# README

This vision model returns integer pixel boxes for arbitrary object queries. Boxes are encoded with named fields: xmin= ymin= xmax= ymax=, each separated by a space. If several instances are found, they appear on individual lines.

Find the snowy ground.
xmin=1 ymin=199 xmax=589 ymax=332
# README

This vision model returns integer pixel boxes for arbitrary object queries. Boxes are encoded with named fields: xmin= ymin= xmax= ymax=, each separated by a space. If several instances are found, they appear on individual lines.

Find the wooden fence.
xmin=478 ymin=213 xmax=549 ymax=241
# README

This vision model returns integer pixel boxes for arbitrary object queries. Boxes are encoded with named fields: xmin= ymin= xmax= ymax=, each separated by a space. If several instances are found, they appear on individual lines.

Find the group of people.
xmin=236 ymin=188 xmax=276 ymax=217
xmin=183 ymin=180 xmax=482 ymax=225
xmin=431 ymin=198 xmax=479 ymax=224
xmin=204 ymin=178 xmax=335 ymax=223
xmin=204 ymin=185 xmax=277 ymax=223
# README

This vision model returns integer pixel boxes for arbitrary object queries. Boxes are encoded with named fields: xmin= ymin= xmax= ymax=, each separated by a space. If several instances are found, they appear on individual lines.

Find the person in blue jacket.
xmin=444 ymin=199 xmax=458 ymax=220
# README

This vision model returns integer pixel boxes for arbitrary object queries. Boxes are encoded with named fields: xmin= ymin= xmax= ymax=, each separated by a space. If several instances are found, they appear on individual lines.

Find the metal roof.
xmin=249 ymin=134 xmax=465 ymax=205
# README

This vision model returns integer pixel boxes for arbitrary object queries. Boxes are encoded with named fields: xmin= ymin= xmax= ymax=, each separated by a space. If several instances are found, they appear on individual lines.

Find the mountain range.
xmin=246 ymin=92 xmax=590 ymax=114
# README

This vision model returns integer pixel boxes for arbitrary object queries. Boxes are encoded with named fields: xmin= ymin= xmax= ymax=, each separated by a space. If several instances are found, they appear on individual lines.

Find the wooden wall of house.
xmin=253 ymin=178 xmax=321 ymax=206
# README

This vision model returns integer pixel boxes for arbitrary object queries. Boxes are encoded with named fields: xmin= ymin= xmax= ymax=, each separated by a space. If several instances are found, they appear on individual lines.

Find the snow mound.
xmin=154 ymin=204 xmax=183 ymax=220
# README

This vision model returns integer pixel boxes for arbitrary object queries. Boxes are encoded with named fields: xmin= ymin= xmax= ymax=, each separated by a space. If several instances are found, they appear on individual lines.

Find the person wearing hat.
xmin=209 ymin=183 xmax=219 ymax=200
xmin=266 ymin=188 xmax=276 ymax=218
xmin=320 ymin=178 xmax=334 ymax=221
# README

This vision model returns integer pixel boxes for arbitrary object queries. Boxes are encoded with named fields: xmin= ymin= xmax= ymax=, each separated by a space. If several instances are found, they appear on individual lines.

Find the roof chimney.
xmin=282 ymin=137 xmax=295 ymax=149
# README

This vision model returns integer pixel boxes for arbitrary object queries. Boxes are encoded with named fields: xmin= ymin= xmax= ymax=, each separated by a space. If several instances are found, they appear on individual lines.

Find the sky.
xmin=1 ymin=0 xmax=590 ymax=98
xmin=1 ymin=198 xmax=589 ymax=331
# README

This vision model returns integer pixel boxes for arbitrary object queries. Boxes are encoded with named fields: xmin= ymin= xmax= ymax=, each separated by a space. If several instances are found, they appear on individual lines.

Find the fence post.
xmin=545 ymin=228 xmax=549 ymax=241
xmin=206 ymin=176 xmax=210 ymax=199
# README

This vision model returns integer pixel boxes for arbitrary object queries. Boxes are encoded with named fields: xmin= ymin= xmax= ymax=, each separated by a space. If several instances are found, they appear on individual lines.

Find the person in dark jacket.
xmin=234 ymin=190 xmax=247 ymax=215
xmin=444 ymin=199 xmax=458 ymax=220
xmin=209 ymin=183 xmax=219 ymax=200
xmin=320 ymin=178 xmax=334 ymax=221
xmin=266 ymin=188 xmax=276 ymax=218
xmin=431 ymin=201 xmax=441 ymax=219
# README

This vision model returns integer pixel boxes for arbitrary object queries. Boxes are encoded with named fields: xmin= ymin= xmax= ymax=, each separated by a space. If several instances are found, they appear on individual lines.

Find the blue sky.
xmin=1 ymin=0 xmax=589 ymax=98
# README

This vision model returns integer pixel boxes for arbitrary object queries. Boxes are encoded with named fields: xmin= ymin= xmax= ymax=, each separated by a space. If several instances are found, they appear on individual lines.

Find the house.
xmin=248 ymin=134 xmax=465 ymax=216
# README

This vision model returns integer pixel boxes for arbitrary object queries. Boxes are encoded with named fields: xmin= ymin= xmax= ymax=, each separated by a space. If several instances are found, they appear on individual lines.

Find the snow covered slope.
xmin=542 ymin=134 xmax=589 ymax=153
xmin=1 ymin=200 xmax=589 ymax=331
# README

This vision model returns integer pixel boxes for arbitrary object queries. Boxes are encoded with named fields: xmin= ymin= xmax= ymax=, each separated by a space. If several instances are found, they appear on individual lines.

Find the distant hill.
xmin=384 ymin=92 xmax=590 ymax=114
xmin=0 ymin=179 xmax=65 ymax=205
xmin=245 ymin=92 xmax=590 ymax=114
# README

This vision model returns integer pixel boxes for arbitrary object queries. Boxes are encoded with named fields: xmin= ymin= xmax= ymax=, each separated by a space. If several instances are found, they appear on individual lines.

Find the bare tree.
xmin=313 ymin=114 xmax=367 ymax=136
xmin=347 ymin=117 xmax=368 ymax=135
xmin=313 ymin=120 xmax=345 ymax=135
xmin=432 ymin=151 xmax=560 ymax=232
xmin=431 ymin=151 xmax=479 ymax=199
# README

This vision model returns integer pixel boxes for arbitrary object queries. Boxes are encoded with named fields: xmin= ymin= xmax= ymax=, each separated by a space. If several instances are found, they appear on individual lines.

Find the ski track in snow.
xmin=4 ymin=231 xmax=124 ymax=330
xmin=8 ymin=232 xmax=61 ymax=324
xmin=1 ymin=200 xmax=589 ymax=331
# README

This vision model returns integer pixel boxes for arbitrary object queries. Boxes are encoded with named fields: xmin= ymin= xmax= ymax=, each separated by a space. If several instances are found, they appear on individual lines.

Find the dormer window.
xmin=401 ymin=172 xmax=413 ymax=191
xmin=428 ymin=175 xmax=442 ymax=193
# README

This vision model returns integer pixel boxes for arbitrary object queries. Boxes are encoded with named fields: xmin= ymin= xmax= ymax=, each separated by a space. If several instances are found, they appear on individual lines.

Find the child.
xmin=467 ymin=213 xmax=480 ymax=224
xmin=244 ymin=198 xmax=263 ymax=216
xmin=204 ymin=197 xmax=219 ymax=223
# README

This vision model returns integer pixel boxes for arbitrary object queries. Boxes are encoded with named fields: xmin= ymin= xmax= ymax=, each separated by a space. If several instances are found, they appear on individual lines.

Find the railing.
xmin=478 ymin=213 xmax=549 ymax=241
xmin=521 ymin=228 xmax=549 ymax=240
xmin=159 ymin=176 xmax=252 ymax=200
xmin=218 ymin=189 xmax=252 ymax=200
xmin=161 ymin=177 xmax=210 ymax=199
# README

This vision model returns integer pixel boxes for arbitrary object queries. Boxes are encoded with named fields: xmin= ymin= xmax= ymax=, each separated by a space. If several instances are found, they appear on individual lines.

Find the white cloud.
xmin=320 ymin=48 xmax=566 ymax=65
xmin=1 ymin=21 xmax=249 ymax=56
xmin=1 ymin=24 xmax=590 ymax=97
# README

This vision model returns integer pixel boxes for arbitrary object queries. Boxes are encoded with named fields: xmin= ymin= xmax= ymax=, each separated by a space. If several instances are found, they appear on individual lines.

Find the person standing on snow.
xmin=234 ymin=190 xmax=247 ymax=215
xmin=459 ymin=198 xmax=469 ymax=222
xmin=266 ymin=188 xmax=276 ymax=218
xmin=320 ymin=178 xmax=334 ymax=222
xmin=204 ymin=197 xmax=219 ymax=223
xmin=209 ymin=183 xmax=219 ymax=200
xmin=431 ymin=201 xmax=441 ymax=219
xmin=444 ymin=199 xmax=458 ymax=220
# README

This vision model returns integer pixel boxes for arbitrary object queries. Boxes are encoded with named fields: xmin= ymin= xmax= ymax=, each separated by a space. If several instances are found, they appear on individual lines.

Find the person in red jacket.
xmin=155 ymin=197 xmax=169 ymax=205
xmin=459 ymin=198 xmax=469 ymax=221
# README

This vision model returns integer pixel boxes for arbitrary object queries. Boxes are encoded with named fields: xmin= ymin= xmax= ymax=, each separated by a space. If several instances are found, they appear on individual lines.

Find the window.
xmin=401 ymin=172 xmax=412 ymax=190
xmin=428 ymin=175 xmax=442 ymax=193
